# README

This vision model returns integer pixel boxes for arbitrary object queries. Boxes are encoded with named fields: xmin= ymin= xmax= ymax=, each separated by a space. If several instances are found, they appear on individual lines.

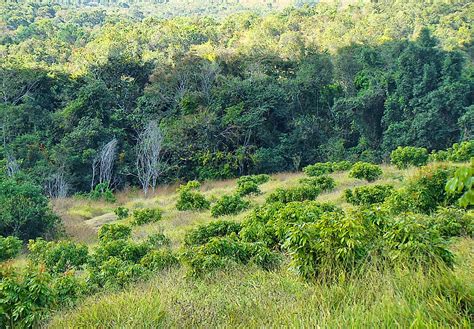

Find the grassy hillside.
xmin=38 ymin=163 xmax=473 ymax=327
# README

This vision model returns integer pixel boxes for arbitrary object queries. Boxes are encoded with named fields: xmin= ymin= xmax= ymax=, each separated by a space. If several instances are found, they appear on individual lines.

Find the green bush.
xmin=184 ymin=220 xmax=242 ymax=246
xmin=332 ymin=161 xmax=352 ymax=172
xmin=146 ymin=232 xmax=171 ymax=248
xmin=132 ymin=208 xmax=162 ymax=226
xmin=0 ymin=266 xmax=56 ymax=328
xmin=429 ymin=149 xmax=449 ymax=162
xmin=140 ymin=249 xmax=179 ymax=271
xmin=89 ymin=182 xmax=116 ymax=203
xmin=349 ymin=162 xmax=383 ymax=182
xmin=447 ymin=140 xmax=474 ymax=162
xmin=0 ymin=236 xmax=22 ymax=261
xmin=383 ymin=213 xmax=454 ymax=267
xmin=303 ymin=162 xmax=333 ymax=176
xmin=236 ymin=180 xmax=260 ymax=196
xmin=344 ymin=184 xmax=394 ymax=206
xmin=98 ymin=223 xmax=132 ymax=242
xmin=210 ymin=194 xmax=250 ymax=217
xmin=0 ymin=176 xmax=60 ymax=241
xmin=283 ymin=211 xmax=369 ymax=279
xmin=266 ymin=184 xmax=321 ymax=204
xmin=236 ymin=174 xmax=270 ymax=196
xmin=183 ymin=237 xmax=280 ymax=276
xmin=176 ymin=181 xmax=210 ymax=211
xmin=114 ymin=206 xmax=129 ymax=220
xmin=390 ymin=146 xmax=429 ymax=169
xmin=299 ymin=175 xmax=336 ymax=192
xmin=28 ymin=239 xmax=89 ymax=274
xmin=88 ymin=256 xmax=148 ymax=289
xmin=445 ymin=161 xmax=473 ymax=208
xmin=430 ymin=207 xmax=473 ymax=238
xmin=239 ymin=202 xmax=284 ymax=247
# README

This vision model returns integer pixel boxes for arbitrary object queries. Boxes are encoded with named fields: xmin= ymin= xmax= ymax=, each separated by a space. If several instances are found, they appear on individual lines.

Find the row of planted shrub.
xmin=0 ymin=223 xmax=178 ymax=327
xmin=180 ymin=163 xmax=473 ymax=278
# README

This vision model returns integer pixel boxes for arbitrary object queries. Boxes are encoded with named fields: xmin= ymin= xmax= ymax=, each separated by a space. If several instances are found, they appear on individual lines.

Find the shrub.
xmin=89 ymin=182 xmax=116 ymax=203
xmin=390 ymin=146 xmax=429 ymax=169
xmin=430 ymin=207 xmax=473 ymax=238
xmin=383 ymin=214 xmax=454 ymax=267
xmin=98 ymin=224 xmax=132 ymax=242
xmin=299 ymin=175 xmax=336 ymax=192
xmin=447 ymin=140 xmax=474 ymax=162
xmin=239 ymin=202 xmax=284 ymax=247
xmin=236 ymin=180 xmax=260 ymax=196
xmin=407 ymin=164 xmax=457 ymax=213
xmin=303 ymin=162 xmax=333 ymax=177
xmin=88 ymin=257 xmax=148 ymax=289
xmin=266 ymin=185 xmax=321 ymax=203
xmin=176 ymin=181 xmax=210 ymax=211
xmin=140 ymin=249 xmax=179 ymax=271
xmin=0 ymin=236 xmax=22 ymax=261
xmin=349 ymin=162 xmax=383 ymax=182
xmin=332 ymin=161 xmax=352 ymax=172
xmin=445 ymin=161 xmax=473 ymax=208
xmin=344 ymin=184 xmax=394 ymax=206
xmin=236 ymin=174 xmax=270 ymax=196
xmin=132 ymin=208 xmax=162 ymax=226
xmin=429 ymin=149 xmax=449 ymax=162
xmin=114 ymin=206 xmax=129 ymax=220
xmin=210 ymin=194 xmax=250 ymax=217
xmin=0 ymin=266 xmax=56 ymax=328
xmin=28 ymin=239 xmax=89 ymax=274
xmin=0 ymin=176 xmax=60 ymax=241
xmin=184 ymin=220 xmax=242 ymax=246
xmin=283 ymin=211 xmax=369 ymax=279
xmin=183 ymin=237 xmax=280 ymax=276
xmin=146 ymin=232 xmax=171 ymax=248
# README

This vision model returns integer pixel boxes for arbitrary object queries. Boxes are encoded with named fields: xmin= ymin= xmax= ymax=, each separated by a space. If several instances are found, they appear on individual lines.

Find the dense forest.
xmin=1 ymin=0 xmax=473 ymax=194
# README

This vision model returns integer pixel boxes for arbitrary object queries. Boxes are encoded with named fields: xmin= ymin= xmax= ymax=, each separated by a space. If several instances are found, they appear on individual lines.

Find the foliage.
xmin=332 ymin=161 xmax=352 ymax=172
xmin=140 ymin=249 xmax=178 ymax=271
xmin=0 ymin=266 xmax=56 ymax=328
xmin=0 ymin=236 xmax=22 ymax=262
xmin=0 ymin=175 xmax=60 ymax=241
xmin=176 ymin=181 xmax=210 ymax=211
xmin=430 ymin=207 xmax=473 ymax=238
xmin=89 ymin=182 xmax=116 ymax=203
xmin=131 ymin=208 xmax=163 ymax=226
xmin=114 ymin=206 xmax=129 ymax=220
xmin=344 ymin=185 xmax=394 ymax=206
xmin=146 ymin=232 xmax=171 ymax=249
xmin=299 ymin=175 xmax=336 ymax=192
xmin=446 ymin=141 xmax=474 ymax=162
xmin=210 ymin=194 xmax=250 ymax=217
xmin=390 ymin=146 xmax=429 ymax=169
xmin=266 ymin=185 xmax=321 ymax=204
xmin=28 ymin=239 xmax=89 ymax=274
xmin=97 ymin=224 xmax=132 ymax=242
xmin=283 ymin=211 xmax=369 ymax=279
xmin=303 ymin=162 xmax=333 ymax=177
xmin=383 ymin=214 xmax=454 ymax=267
xmin=445 ymin=160 xmax=473 ymax=207
xmin=184 ymin=220 xmax=242 ymax=247
xmin=236 ymin=174 xmax=270 ymax=196
xmin=182 ymin=237 xmax=280 ymax=277
xmin=349 ymin=162 xmax=383 ymax=182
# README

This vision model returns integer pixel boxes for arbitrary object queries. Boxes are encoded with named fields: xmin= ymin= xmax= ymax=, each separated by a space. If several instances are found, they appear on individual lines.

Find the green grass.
xmin=49 ymin=238 xmax=473 ymax=328
xmin=45 ymin=164 xmax=473 ymax=328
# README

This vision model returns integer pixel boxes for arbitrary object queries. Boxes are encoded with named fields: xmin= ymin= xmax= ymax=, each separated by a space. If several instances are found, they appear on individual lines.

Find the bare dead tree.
xmin=45 ymin=171 xmax=69 ymax=199
xmin=200 ymin=62 xmax=220 ymax=104
xmin=91 ymin=138 xmax=118 ymax=190
xmin=136 ymin=121 xmax=165 ymax=196
xmin=6 ymin=153 xmax=19 ymax=177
